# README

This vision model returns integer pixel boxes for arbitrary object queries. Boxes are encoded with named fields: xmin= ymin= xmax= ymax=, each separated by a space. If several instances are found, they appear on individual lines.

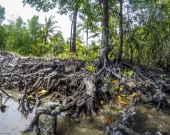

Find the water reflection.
xmin=0 ymin=104 xmax=7 ymax=113
xmin=0 ymin=90 xmax=36 ymax=135
xmin=0 ymin=96 xmax=10 ymax=113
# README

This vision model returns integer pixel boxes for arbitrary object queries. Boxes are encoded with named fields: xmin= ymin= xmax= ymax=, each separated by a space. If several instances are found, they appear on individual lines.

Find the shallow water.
xmin=0 ymin=90 xmax=170 ymax=135
xmin=0 ymin=90 xmax=35 ymax=135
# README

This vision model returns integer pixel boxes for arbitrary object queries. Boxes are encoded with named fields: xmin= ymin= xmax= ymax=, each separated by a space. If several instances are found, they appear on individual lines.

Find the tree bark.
xmin=117 ymin=0 xmax=123 ymax=60
xmin=86 ymin=26 xmax=88 ymax=48
xmin=98 ymin=0 xmax=109 ymax=67
xmin=44 ymin=29 xmax=48 ymax=45
xmin=70 ymin=8 xmax=78 ymax=53
xmin=70 ymin=17 xmax=73 ymax=52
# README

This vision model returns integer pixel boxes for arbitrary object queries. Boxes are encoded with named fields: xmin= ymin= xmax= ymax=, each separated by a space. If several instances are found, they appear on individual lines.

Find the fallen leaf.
xmin=118 ymin=100 xmax=128 ymax=105
xmin=28 ymin=95 xmax=32 ymax=98
xmin=118 ymin=110 xmax=123 ymax=113
xmin=29 ymin=100 xmax=35 ymax=104
xmin=100 ymin=100 xmax=104 ymax=105
xmin=127 ymin=82 xmax=136 ymax=87
xmin=112 ymin=79 xmax=119 ymax=83
xmin=118 ymin=95 xmax=122 ymax=100
xmin=145 ymin=83 xmax=148 ymax=87
xmin=107 ymin=117 xmax=114 ymax=124
xmin=65 ymin=68 xmax=69 ymax=71
xmin=130 ymin=92 xmax=137 ymax=98
xmin=120 ymin=94 xmax=126 ymax=97
xmin=35 ymin=87 xmax=41 ymax=92
xmin=71 ymin=97 xmax=75 ymax=100
xmin=26 ymin=90 xmax=30 ymax=93
xmin=119 ymin=85 xmax=124 ymax=91
xmin=38 ymin=89 xmax=47 ymax=94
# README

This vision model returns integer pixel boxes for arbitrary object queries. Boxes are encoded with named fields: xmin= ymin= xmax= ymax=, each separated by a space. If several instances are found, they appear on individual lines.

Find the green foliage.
xmin=56 ymin=39 xmax=100 ymax=61
xmin=0 ymin=26 xmax=7 ymax=49
xmin=49 ymin=32 xmax=65 ymax=55
xmin=0 ymin=0 xmax=170 ymax=69
xmin=30 ymin=43 xmax=48 ymax=56
xmin=42 ymin=15 xmax=60 ymax=45
xmin=86 ymin=61 xmax=96 ymax=73
xmin=123 ymin=70 xmax=134 ymax=77
xmin=56 ymin=39 xmax=71 ymax=59
xmin=160 ymin=74 xmax=166 ymax=79
xmin=22 ymin=0 xmax=58 ymax=12
xmin=4 ymin=17 xmax=31 ymax=55
xmin=121 ymin=0 xmax=170 ymax=66
xmin=28 ymin=15 xmax=42 ymax=45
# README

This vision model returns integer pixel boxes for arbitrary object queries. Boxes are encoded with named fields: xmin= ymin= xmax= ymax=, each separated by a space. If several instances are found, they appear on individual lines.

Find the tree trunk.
xmin=117 ymin=0 xmax=123 ymax=60
xmin=130 ymin=43 xmax=133 ymax=61
xmin=98 ymin=0 xmax=109 ymax=67
xmin=70 ymin=17 xmax=73 ymax=52
xmin=86 ymin=26 xmax=88 ymax=48
xmin=70 ymin=8 xmax=78 ymax=53
xmin=44 ymin=30 xmax=48 ymax=45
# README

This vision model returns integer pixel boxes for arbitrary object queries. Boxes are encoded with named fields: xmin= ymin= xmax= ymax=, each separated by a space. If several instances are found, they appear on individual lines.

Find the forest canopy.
xmin=0 ymin=0 xmax=170 ymax=68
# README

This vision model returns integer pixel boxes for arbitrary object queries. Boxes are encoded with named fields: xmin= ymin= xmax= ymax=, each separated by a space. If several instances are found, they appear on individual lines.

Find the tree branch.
xmin=109 ymin=8 xmax=121 ymax=16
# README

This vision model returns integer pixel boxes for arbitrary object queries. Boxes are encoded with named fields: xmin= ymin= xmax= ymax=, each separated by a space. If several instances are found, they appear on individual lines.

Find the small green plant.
xmin=160 ymin=74 xmax=166 ymax=78
xmin=87 ymin=65 xmax=96 ymax=73
xmin=124 ymin=70 xmax=134 ymax=77
xmin=86 ymin=61 xmax=96 ymax=73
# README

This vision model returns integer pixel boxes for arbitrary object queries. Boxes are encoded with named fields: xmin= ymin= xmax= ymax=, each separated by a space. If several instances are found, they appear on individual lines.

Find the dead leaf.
xmin=130 ymin=92 xmax=137 ymax=98
xmin=28 ymin=95 xmax=32 ymax=98
xmin=38 ymin=89 xmax=47 ymax=95
xmin=29 ymin=100 xmax=35 ymax=104
xmin=118 ymin=100 xmax=128 ymax=105
xmin=120 ymin=94 xmax=126 ymax=97
xmin=65 ymin=68 xmax=69 ymax=71
xmin=39 ymin=94 xmax=42 ymax=98
xmin=107 ymin=117 xmax=114 ymax=124
xmin=119 ymin=85 xmax=124 ymax=91
xmin=26 ymin=90 xmax=30 ymax=93
xmin=145 ymin=83 xmax=148 ymax=87
xmin=71 ymin=97 xmax=75 ymax=100
xmin=118 ymin=95 xmax=122 ymax=100
xmin=35 ymin=87 xmax=41 ymax=92
xmin=112 ymin=79 xmax=119 ymax=83
xmin=100 ymin=100 xmax=104 ymax=105
xmin=118 ymin=110 xmax=123 ymax=113
xmin=127 ymin=82 xmax=136 ymax=87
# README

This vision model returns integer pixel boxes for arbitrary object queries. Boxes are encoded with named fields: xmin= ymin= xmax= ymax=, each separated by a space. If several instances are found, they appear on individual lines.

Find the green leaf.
xmin=160 ymin=74 xmax=166 ymax=78
xmin=124 ymin=70 xmax=133 ymax=77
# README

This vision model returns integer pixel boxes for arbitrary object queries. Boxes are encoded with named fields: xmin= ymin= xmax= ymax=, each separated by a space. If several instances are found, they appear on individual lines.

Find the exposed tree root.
xmin=0 ymin=87 xmax=13 ymax=98
xmin=1 ymin=52 xmax=170 ymax=134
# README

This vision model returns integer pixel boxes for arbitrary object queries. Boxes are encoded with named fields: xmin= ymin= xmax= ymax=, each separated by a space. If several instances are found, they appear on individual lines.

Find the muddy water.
xmin=0 ymin=90 xmax=170 ymax=135
xmin=0 ymin=90 xmax=35 ymax=135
